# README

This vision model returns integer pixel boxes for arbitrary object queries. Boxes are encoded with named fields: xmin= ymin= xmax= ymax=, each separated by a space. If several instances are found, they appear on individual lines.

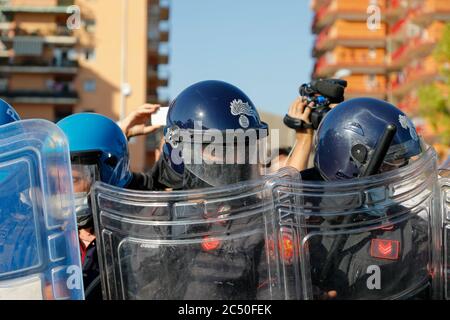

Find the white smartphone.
xmin=151 ymin=107 xmax=169 ymax=126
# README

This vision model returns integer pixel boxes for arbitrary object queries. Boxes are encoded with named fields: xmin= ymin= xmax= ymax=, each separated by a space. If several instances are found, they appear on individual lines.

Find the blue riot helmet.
xmin=163 ymin=80 xmax=269 ymax=189
xmin=314 ymin=97 xmax=423 ymax=181
xmin=0 ymin=98 xmax=20 ymax=126
xmin=57 ymin=113 xmax=132 ymax=227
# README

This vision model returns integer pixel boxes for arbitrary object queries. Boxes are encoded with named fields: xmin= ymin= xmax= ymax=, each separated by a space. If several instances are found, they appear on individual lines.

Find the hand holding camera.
xmin=286 ymin=97 xmax=315 ymax=132
xmin=284 ymin=78 xmax=347 ymax=131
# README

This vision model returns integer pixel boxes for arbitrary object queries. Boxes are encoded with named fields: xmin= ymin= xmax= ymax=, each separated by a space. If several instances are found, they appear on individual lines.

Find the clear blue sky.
xmin=167 ymin=0 xmax=315 ymax=116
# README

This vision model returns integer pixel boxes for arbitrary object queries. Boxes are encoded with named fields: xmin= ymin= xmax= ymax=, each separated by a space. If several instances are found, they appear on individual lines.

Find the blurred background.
xmin=0 ymin=0 xmax=448 ymax=171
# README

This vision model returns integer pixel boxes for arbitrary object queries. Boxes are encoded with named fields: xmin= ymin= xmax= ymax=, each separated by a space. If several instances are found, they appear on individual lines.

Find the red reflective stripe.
xmin=279 ymin=233 xmax=295 ymax=264
xmin=201 ymin=236 xmax=221 ymax=251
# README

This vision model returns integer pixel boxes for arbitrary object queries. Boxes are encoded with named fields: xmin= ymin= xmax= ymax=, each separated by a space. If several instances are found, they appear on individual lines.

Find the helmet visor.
xmin=180 ymin=139 xmax=268 ymax=187
xmin=384 ymin=139 xmax=423 ymax=163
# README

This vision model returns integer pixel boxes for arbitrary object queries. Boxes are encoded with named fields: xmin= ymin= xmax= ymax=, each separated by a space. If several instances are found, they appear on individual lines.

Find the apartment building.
xmin=311 ymin=0 xmax=450 ymax=157
xmin=312 ymin=0 xmax=388 ymax=100
xmin=387 ymin=0 xmax=450 ymax=155
xmin=0 ymin=0 xmax=170 ymax=171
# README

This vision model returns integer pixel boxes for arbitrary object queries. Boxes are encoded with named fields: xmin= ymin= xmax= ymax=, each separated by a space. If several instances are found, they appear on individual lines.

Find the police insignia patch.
xmin=370 ymin=239 xmax=400 ymax=260
xmin=230 ymin=99 xmax=254 ymax=129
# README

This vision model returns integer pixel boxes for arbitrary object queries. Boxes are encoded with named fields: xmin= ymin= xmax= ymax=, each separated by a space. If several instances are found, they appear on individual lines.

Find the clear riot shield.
xmin=440 ymin=163 xmax=450 ymax=299
xmin=91 ymin=168 xmax=299 ymax=300
xmin=0 ymin=119 xmax=84 ymax=300
xmin=270 ymin=147 xmax=442 ymax=300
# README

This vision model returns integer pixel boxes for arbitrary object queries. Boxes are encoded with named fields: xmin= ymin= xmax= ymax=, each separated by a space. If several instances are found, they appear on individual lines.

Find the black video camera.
xmin=284 ymin=78 xmax=347 ymax=130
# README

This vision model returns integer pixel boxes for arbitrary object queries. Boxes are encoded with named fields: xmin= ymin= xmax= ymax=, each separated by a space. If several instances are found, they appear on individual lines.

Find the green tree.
xmin=418 ymin=23 xmax=450 ymax=146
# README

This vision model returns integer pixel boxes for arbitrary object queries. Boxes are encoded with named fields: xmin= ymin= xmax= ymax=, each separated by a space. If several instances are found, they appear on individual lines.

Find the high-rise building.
xmin=0 ymin=0 xmax=170 ymax=171
xmin=387 ymin=0 xmax=450 ymax=152
xmin=311 ymin=0 xmax=388 ymax=100
xmin=311 ymin=0 xmax=450 ymax=158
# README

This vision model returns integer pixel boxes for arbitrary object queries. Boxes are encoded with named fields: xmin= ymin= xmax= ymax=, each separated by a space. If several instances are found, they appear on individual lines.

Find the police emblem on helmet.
xmin=399 ymin=115 xmax=418 ymax=141
xmin=230 ymin=99 xmax=255 ymax=129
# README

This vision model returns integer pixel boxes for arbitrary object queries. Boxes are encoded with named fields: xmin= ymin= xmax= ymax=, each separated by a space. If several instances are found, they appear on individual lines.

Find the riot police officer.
xmin=57 ymin=113 xmax=136 ymax=299
xmin=285 ymin=97 xmax=429 ymax=299
xmin=123 ymin=80 xmax=273 ymax=299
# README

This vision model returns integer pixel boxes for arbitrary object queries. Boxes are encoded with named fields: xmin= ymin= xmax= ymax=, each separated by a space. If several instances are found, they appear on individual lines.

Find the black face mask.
xmin=157 ymin=155 xmax=186 ymax=190
xmin=75 ymin=192 xmax=94 ymax=229
xmin=158 ymin=155 xmax=212 ymax=190
xmin=159 ymin=154 xmax=261 ymax=190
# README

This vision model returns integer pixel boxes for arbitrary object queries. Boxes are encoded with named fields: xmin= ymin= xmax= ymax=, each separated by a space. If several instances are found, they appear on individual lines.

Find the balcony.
xmin=159 ymin=6 xmax=170 ymax=21
xmin=147 ymin=68 xmax=169 ymax=87
xmin=0 ymin=60 xmax=78 ymax=74
xmin=315 ymin=59 xmax=386 ymax=77
xmin=345 ymin=88 xmax=387 ymax=100
xmin=159 ymin=30 xmax=169 ymax=42
xmin=389 ymin=33 xmax=440 ymax=70
xmin=391 ymin=58 xmax=439 ymax=97
xmin=148 ymin=1 xmax=170 ymax=21
xmin=344 ymin=76 xmax=387 ymax=100
xmin=148 ymin=49 xmax=170 ymax=65
xmin=0 ymin=89 xmax=78 ymax=105
xmin=314 ymin=48 xmax=386 ymax=77
xmin=0 ymin=0 xmax=74 ymax=14
xmin=411 ymin=0 xmax=450 ymax=26
xmin=386 ymin=0 xmax=410 ymax=23
xmin=158 ymin=54 xmax=169 ymax=65
xmin=0 ymin=6 xmax=71 ymax=14
xmin=388 ymin=17 xmax=410 ymax=43
xmin=314 ymin=21 xmax=386 ymax=55
xmin=1 ymin=26 xmax=76 ymax=45
xmin=313 ymin=0 xmax=387 ymax=33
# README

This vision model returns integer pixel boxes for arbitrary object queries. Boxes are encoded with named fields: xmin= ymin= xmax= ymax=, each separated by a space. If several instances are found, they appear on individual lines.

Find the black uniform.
xmin=300 ymin=168 xmax=430 ymax=300
xmin=119 ymin=193 xmax=269 ymax=300
xmin=126 ymin=157 xmax=169 ymax=191
xmin=80 ymin=238 xmax=102 ymax=300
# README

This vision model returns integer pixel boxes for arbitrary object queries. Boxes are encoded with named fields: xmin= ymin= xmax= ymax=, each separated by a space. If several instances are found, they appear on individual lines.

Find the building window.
xmin=368 ymin=48 xmax=377 ymax=60
xmin=84 ymin=49 xmax=96 ymax=62
xmin=84 ymin=80 xmax=96 ymax=92
xmin=0 ymin=78 xmax=8 ymax=91
xmin=366 ymin=74 xmax=378 ymax=89
xmin=84 ymin=19 xmax=96 ymax=33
